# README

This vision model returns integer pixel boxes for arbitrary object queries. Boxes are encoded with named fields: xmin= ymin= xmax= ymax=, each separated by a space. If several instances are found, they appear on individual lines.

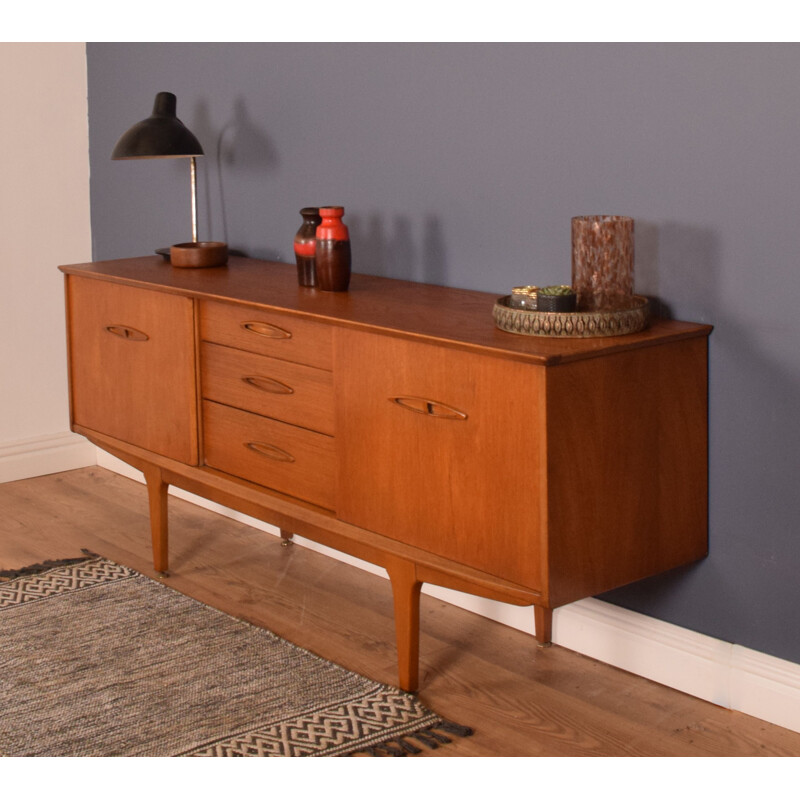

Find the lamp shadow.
xmin=191 ymin=97 xmax=280 ymax=253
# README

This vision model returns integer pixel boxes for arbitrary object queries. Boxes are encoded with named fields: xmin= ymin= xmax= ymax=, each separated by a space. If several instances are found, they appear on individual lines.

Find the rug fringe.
xmin=0 ymin=550 xmax=99 ymax=580
xmin=348 ymin=718 xmax=473 ymax=757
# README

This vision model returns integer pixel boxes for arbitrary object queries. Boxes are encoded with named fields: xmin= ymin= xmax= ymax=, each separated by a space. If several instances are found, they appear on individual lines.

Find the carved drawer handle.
xmin=245 ymin=441 xmax=296 ymax=463
xmin=104 ymin=325 xmax=149 ymax=342
xmin=391 ymin=396 xmax=468 ymax=421
xmin=241 ymin=321 xmax=292 ymax=340
xmin=242 ymin=375 xmax=294 ymax=395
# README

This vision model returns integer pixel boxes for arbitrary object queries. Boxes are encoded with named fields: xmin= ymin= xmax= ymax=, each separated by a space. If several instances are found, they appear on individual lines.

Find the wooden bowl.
xmin=170 ymin=241 xmax=228 ymax=268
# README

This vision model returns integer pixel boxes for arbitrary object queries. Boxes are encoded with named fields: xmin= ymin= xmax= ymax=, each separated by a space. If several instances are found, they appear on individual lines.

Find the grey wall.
xmin=86 ymin=43 xmax=800 ymax=664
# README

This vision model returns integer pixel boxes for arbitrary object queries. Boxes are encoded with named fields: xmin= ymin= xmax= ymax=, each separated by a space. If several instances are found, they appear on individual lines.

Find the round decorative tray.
xmin=493 ymin=295 xmax=649 ymax=338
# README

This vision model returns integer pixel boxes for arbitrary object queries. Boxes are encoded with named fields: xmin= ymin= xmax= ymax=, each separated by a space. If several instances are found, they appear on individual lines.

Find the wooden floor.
xmin=2 ymin=466 xmax=799 ymax=757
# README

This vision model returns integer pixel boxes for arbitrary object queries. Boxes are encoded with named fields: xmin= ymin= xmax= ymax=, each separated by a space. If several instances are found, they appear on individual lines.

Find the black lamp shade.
xmin=111 ymin=92 xmax=204 ymax=160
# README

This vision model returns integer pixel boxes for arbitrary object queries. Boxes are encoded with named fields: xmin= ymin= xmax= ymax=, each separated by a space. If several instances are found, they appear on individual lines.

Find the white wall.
xmin=0 ymin=43 xmax=96 ymax=481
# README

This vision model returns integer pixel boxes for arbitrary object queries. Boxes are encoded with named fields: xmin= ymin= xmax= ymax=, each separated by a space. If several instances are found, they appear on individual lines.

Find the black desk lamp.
xmin=111 ymin=91 xmax=227 ymax=267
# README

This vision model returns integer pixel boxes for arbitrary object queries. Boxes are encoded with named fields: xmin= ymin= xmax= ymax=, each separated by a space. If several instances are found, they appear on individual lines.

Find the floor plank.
xmin=2 ymin=466 xmax=799 ymax=757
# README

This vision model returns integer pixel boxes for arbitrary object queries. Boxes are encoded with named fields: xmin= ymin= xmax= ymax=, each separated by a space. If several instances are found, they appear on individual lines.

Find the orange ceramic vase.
xmin=315 ymin=206 xmax=351 ymax=292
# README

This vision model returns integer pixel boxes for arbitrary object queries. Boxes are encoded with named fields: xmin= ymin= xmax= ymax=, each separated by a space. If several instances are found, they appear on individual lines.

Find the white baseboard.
xmin=95 ymin=448 xmax=800 ymax=736
xmin=0 ymin=432 xmax=97 ymax=484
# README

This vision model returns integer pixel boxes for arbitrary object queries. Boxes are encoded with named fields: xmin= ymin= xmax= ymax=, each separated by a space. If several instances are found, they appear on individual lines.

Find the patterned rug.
xmin=0 ymin=554 xmax=471 ymax=757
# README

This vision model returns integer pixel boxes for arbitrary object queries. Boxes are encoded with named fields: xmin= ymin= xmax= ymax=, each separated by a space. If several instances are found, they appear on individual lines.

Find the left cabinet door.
xmin=65 ymin=275 xmax=199 ymax=464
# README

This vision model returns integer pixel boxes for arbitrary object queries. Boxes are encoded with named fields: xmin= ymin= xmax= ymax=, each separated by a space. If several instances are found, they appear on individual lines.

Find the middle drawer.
xmin=201 ymin=342 xmax=335 ymax=435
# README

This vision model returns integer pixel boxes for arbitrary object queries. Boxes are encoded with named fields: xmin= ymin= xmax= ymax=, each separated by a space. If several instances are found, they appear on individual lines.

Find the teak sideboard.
xmin=59 ymin=256 xmax=711 ymax=692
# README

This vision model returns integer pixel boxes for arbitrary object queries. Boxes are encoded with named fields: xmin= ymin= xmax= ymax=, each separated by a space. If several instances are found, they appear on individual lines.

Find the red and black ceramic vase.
xmin=293 ymin=207 xmax=322 ymax=287
xmin=315 ymin=206 xmax=351 ymax=292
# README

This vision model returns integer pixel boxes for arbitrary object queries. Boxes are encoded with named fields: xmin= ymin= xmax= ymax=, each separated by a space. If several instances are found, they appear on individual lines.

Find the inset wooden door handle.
xmin=390 ymin=396 xmax=468 ymax=421
xmin=104 ymin=325 xmax=149 ymax=342
xmin=245 ymin=441 xmax=296 ymax=462
xmin=242 ymin=375 xmax=294 ymax=395
xmin=241 ymin=321 xmax=292 ymax=340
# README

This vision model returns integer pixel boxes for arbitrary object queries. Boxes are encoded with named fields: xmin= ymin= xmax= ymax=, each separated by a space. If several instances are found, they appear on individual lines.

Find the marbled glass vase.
xmin=571 ymin=215 xmax=634 ymax=311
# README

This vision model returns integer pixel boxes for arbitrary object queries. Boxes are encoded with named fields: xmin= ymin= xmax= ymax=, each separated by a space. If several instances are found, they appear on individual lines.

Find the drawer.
xmin=201 ymin=342 xmax=335 ymax=435
xmin=200 ymin=300 xmax=332 ymax=370
xmin=202 ymin=400 xmax=336 ymax=510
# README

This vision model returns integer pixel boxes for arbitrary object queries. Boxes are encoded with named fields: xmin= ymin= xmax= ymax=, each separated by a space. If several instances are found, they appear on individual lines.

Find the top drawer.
xmin=199 ymin=300 xmax=332 ymax=370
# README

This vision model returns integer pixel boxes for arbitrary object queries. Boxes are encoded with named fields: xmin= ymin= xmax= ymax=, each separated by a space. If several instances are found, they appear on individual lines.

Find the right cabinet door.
xmin=335 ymin=329 xmax=546 ymax=590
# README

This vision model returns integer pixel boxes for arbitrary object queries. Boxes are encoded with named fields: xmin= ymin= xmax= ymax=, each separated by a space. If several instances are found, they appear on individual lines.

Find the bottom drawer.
xmin=202 ymin=401 xmax=336 ymax=510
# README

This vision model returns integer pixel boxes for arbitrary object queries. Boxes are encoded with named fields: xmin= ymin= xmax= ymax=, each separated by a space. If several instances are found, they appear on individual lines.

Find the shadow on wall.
xmin=635 ymin=221 xmax=720 ymax=322
xmin=598 ymin=220 xmax=717 ymax=612
xmin=635 ymin=221 xmax=667 ymax=317
xmin=182 ymin=97 xmax=452 ymax=276
xmin=191 ymin=97 xmax=280 ymax=255
xmin=602 ymin=221 xmax=800 ymax=660
xmin=348 ymin=214 xmax=450 ymax=285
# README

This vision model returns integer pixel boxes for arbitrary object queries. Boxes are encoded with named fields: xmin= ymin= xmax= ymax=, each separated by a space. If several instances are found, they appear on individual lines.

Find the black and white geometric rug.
xmin=0 ymin=554 xmax=471 ymax=756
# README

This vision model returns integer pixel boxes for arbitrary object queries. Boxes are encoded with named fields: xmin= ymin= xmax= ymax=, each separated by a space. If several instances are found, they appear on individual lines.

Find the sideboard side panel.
xmin=545 ymin=336 xmax=709 ymax=605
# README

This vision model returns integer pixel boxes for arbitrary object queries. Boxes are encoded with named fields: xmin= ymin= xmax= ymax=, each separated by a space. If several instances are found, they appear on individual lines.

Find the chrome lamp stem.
xmin=190 ymin=156 xmax=198 ymax=243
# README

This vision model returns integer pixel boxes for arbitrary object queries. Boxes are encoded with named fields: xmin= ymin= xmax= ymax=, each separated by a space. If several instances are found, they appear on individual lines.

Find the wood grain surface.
xmin=60 ymin=256 xmax=712 ymax=367
xmin=2 ymin=466 xmax=797 ymax=757
xmin=336 ymin=328 xmax=546 ymax=590
xmin=199 ymin=297 xmax=334 ymax=370
xmin=65 ymin=275 xmax=198 ymax=464
xmin=545 ymin=336 xmax=710 ymax=605
xmin=202 ymin=400 xmax=336 ymax=511
xmin=201 ymin=342 xmax=335 ymax=435
xmin=60 ymin=257 xmax=712 ymax=685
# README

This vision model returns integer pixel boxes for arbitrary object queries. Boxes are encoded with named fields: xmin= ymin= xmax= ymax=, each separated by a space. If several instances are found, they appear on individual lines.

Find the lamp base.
xmin=169 ymin=241 xmax=228 ymax=268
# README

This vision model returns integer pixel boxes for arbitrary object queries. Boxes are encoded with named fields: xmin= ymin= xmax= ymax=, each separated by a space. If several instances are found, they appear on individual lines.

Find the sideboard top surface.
xmin=59 ymin=256 xmax=712 ymax=365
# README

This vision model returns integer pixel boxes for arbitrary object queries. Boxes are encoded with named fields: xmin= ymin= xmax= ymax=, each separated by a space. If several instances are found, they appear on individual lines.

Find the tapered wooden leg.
xmin=143 ymin=466 xmax=169 ymax=574
xmin=534 ymin=606 xmax=553 ymax=648
xmin=387 ymin=559 xmax=422 ymax=693
xmin=279 ymin=528 xmax=294 ymax=547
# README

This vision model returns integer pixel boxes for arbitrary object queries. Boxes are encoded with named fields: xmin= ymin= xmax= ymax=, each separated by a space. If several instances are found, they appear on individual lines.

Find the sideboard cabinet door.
xmin=335 ymin=329 xmax=546 ymax=591
xmin=65 ymin=276 xmax=199 ymax=464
